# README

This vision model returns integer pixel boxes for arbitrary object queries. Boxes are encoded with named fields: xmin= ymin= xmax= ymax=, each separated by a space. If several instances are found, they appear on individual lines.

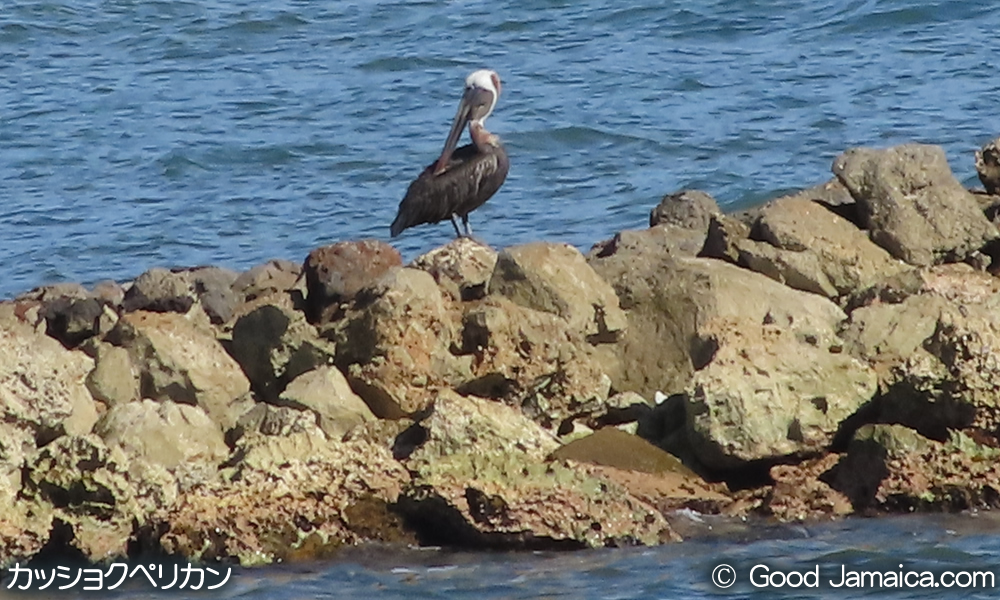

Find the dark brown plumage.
xmin=390 ymin=69 xmax=508 ymax=238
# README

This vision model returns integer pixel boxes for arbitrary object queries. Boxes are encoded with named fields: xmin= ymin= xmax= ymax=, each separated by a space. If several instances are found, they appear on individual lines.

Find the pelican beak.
xmin=433 ymin=87 xmax=475 ymax=176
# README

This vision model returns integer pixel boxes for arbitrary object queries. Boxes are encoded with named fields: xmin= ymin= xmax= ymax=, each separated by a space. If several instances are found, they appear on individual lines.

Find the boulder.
xmin=228 ymin=302 xmax=336 ymax=403
xmin=277 ymin=366 xmax=376 ymax=440
xmin=95 ymin=399 xmax=229 ymax=484
xmin=686 ymin=316 xmax=876 ymax=470
xmin=460 ymin=296 xmax=612 ymax=429
xmin=411 ymin=237 xmax=498 ymax=301
xmin=649 ymin=189 xmax=720 ymax=229
xmin=0 ymin=317 xmax=99 ymax=442
xmin=825 ymin=424 xmax=1000 ymax=511
xmin=40 ymin=296 xmax=115 ymax=348
xmin=397 ymin=391 xmax=673 ymax=548
xmin=85 ymin=342 xmax=140 ymax=407
xmin=21 ymin=435 xmax=146 ymax=563
xmin=591 ymin=223 xmax=708 ymax=263
xmin=183 ymin=266 xmax=241 ymax=325
xmin=158 ymin=438 xmax=412 ymax=565
xmin=232 ymin=259 xmax=302 ymax=303
xmin=107 ymin=311 xmax=251 ymax=429
xmin=327 ymin=267 xmax=467 ymax=417
xmin=733 ymin=197 xmax=907 ymax=299
xmin=490 ymin=242 xmax=627 ymax=343
xmin=121 ymin=267 xmax=195 ymax=314
xmin=976 ymin=136 xmax=1000 ymax=195
xmin=832 ymin=143 xmax=998 ymax=265
xmin=588 ymin=252 xmax=848 ymax=400
xmin=700 ymin=214 xmax=751 ymax=263
xmin=302 ymin=240 xmax=402 ymax=323
xmin=840 ymin=265 xmax=1000 ymax=440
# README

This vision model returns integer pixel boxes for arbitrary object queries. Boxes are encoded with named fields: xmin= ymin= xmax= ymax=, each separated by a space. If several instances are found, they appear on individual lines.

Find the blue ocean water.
xmin=2 ymin=0 xmax=998 ymax=299
xmin=5 ymin=514 xmax=999 ymax=599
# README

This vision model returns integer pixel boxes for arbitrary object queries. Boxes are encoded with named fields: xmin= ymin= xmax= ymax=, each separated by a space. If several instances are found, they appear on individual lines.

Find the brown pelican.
xmin=390 ymin=69 xmax=509 ymax=238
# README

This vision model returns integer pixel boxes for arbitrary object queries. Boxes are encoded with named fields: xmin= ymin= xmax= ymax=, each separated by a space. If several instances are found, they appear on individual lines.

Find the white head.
xmin=463 ymin=69 xmax=502 ymax=124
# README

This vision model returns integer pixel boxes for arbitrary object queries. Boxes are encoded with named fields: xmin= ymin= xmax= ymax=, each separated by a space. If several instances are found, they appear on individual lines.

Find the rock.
xmin=232 ymin=259 xmax=302 ymax=302
xmin=121 ymin=268 xmax=195 ymax=313
xmin=397 ymin=391 xmax=673 ymax=548
xmin=591 ymin=223 xmax=709 ymax=263
xmin=40 ymin=297 xmax=112 ymax=348
xmin=107 ymin=311 xmax=251 ymax=429
xmin=840 ymin=265 xmax=1000 ymax=440
xmin=773 ymin=178 xmax=858 ymax=224
xmin=95 ymin=400 xmax=229 ymax=484
xmin=832 ymin=143 xmax=998 ymax=265
xmin=589 ymin=252 xmax=848 ymax=400
xmin=158 ymin=438 xmax=412 ymax=565
xmin=183 ymin=266 xmax=240 ymax=325
xmin=686 ymin=316 xmax=876 ymax=470
xmin=85 ymin=342 xmax=140 ymax=406
xmin=649 ymin=189 xmax=719 ymax=229
xmin=757 ymin=453 xmax=851 ymax=521
xmin=976 ymin=137 xmax=1000 ymax=195
xmin=328 ymin=267 xmax=467 ymax=417
xmin=302 ymin=240 xmax=402 ymax=323
xmin=699 ymin=214 xmax=751 ymax=263
xmin=411 ymin=237 xmax=498 ymax=301
xmin=460 ymin=296 xmax=612 ymax=429
xmin=490 ymin=242 xmax=627 ymax=343
xmin=0 ymin=318 xmax=99 ymax=441
xmin=735 ymin=197 xmax=908 ymax=298
xmin=228 ymin=303 xmax=336 ymax=403
xmin=277 ymin=366 xmax=376 ymax=440
xmin=551 ymin=428 xmax=691 ymax=475
xmin=825 ymin=424 xmax=1000 ymax=511
xmin=21 ymin=434 xmax=145 ymax=563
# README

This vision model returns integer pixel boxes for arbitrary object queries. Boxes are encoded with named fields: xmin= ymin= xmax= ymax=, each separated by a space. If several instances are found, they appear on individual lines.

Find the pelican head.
xmin=434 ymin=69 xmax=502 ymax=175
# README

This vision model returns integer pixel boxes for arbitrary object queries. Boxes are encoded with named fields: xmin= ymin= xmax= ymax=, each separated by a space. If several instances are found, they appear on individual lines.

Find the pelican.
xmin=390 ymin=69 xmax=509 ymax=238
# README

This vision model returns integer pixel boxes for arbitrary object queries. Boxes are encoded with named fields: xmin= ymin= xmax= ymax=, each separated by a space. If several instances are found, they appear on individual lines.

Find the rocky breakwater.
xmin=3 ymin=137 xmax=1000 ymax=567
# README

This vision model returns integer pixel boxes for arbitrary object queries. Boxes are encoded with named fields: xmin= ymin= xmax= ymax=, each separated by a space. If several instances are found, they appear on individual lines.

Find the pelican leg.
xmin=462 ymin=215 xmax=473 ymax=237
xmin=450 ymin=214 xmax=464 ymax=237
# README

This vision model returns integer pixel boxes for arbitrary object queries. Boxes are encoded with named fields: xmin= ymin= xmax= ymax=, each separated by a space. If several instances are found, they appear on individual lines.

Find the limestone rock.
xmin=832 ymin=143 xmax=998 ymax=265
xmin=686 ymin=317 xmax=876 ymax=470
xmin=232 ymin=259 xmax=302 ymax=302
xmin=0 ymin=318 xmax=99 ymax=441
xmin=229 ymin=302 xmax=336 ymax=403
xmin=40 ymin=296 xmax=114 ymax=348
xmin=108 ymin=311 xmax=251 ymax=429
xmin=737 ymin=197 xmax=907 ymax=298
xmin=85 ymin=342 xmax=140 ymax=406
xmin=588 ymin=252 xmax=848 ymax=400
xmin=490 ymin=242 xmax=627 ymax=342
xmin=122 ymin=267 xmax=195 ymax=313
xmin=591 ymin=224 xmax=708 ymax=263
xmin=700 ymin=214 xmax=751 ymax=263
xmin=761 ymin=453 xmax=851 ymax=521
xmin=303 ymin=240 xmax=402 ymax=323
xmin=95 ymin=400 xmax=229 ymax=484
xmin=840 ymin=265 xmax=1000 ymax=440
xmin=328 ymin=267 xmax=466 ymax=417
xmin=278 ymin=366 xmax=376 ymax=440
xmin=411 ymin=237 xmax=498 ymax=301
xmin=158 ymin=439 xmax=412 ymax=565
xmin=397 ymin=392 xmax=673 ymax=548
xmin=183 ymin=266 xmax=240 ymax=325
xmin=826 ymin=424 xmax=1000 ymax=511
xmin=22 ymin=435 xmax=144 ymax=562
xmin=460 ymin=296 xmax=612 ymax=429
xmin=649 ymin=189 xmax=719 ymax=229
